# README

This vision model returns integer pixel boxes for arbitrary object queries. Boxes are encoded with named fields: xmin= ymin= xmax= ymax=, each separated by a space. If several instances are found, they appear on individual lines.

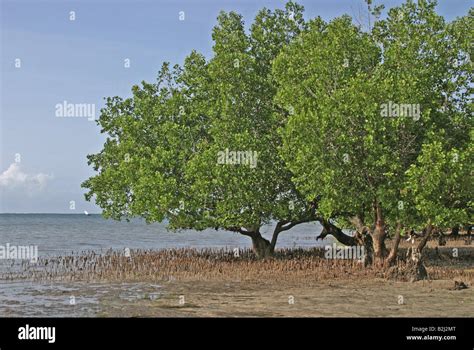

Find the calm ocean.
xmin=0 ymin=214 xmax=331 ymax=316
xmin=0 ymin=214 xmax=328 ymax=256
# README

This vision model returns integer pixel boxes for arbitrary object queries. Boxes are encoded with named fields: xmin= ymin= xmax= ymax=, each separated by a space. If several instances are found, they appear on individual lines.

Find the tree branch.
xmin=228 ymin=227 xmax=257 ymax=238
xmin=316 ymin=218 xmax=358 ymax=246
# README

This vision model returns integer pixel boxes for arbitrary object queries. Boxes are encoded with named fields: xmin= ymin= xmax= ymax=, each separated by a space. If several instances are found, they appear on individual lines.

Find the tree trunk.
xmin=466 ymin=225 xmax=472 ymax=245
xmin=417 ymin=223 xmax=433 ymax=252
xmin=372 ymin=201 xmax=387 ymax=262
xmin=387 ymin=222 xmax=402 ymax=266
xmin=450 ymin=225 xmax=459 ymax=237
xmin=229 ymin=226 xmax=273 ymax=258
xmin=402 ymin=223 xmax=432 ymax=281
xmin=388 ymin=227 xmax=429 ymax=282
xmin=359 ymin=232 xmax=374 ymax=266
xmin=251 ymin=233 xmax=272 ymax=258
xmin=404 ymin=248 xmax=429 ymax=282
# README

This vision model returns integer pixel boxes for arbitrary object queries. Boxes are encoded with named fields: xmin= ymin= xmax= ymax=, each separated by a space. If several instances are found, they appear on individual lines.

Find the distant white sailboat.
xmin=84 ymin=210 xmax=89 ymax=216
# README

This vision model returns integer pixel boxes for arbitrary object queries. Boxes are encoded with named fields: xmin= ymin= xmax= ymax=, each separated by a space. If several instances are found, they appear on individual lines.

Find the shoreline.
xmin=0 ymin=243 xmax=473 ymax=317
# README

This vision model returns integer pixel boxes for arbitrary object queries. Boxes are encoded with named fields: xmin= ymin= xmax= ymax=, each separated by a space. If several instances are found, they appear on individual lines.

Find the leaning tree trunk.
xmin=386 ymin=222 xmax=402 ymax=266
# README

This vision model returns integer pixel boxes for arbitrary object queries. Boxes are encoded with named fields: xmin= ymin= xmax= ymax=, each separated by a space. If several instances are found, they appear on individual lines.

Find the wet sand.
xmin=95 ymin=278 xmax=473 ymax=317
xmin=1 ymin=243 xmax=473 ymax=317
xmin=2 ymin=273 xmax=472 ymax=317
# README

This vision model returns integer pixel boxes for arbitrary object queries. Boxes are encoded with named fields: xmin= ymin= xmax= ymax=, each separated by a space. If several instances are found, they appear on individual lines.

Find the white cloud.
xmin=0 ymin=163 xmax=53 ymax=190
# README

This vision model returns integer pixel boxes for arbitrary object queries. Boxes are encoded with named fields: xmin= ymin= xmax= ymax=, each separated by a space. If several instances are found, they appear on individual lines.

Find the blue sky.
xmin=0 ymin=0 xmax=471 ymax=213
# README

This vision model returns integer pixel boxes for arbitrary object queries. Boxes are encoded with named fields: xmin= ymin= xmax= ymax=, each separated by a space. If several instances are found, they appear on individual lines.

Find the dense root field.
xmin=2 ymin=243 xmax=473 ymax=283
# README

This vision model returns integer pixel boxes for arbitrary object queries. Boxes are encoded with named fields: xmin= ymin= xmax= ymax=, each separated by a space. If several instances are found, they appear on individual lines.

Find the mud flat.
xmin=97 ymin=278 xmax=473 ymax=317
xmin=1 ymin=244 xmax=473 ymax=317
